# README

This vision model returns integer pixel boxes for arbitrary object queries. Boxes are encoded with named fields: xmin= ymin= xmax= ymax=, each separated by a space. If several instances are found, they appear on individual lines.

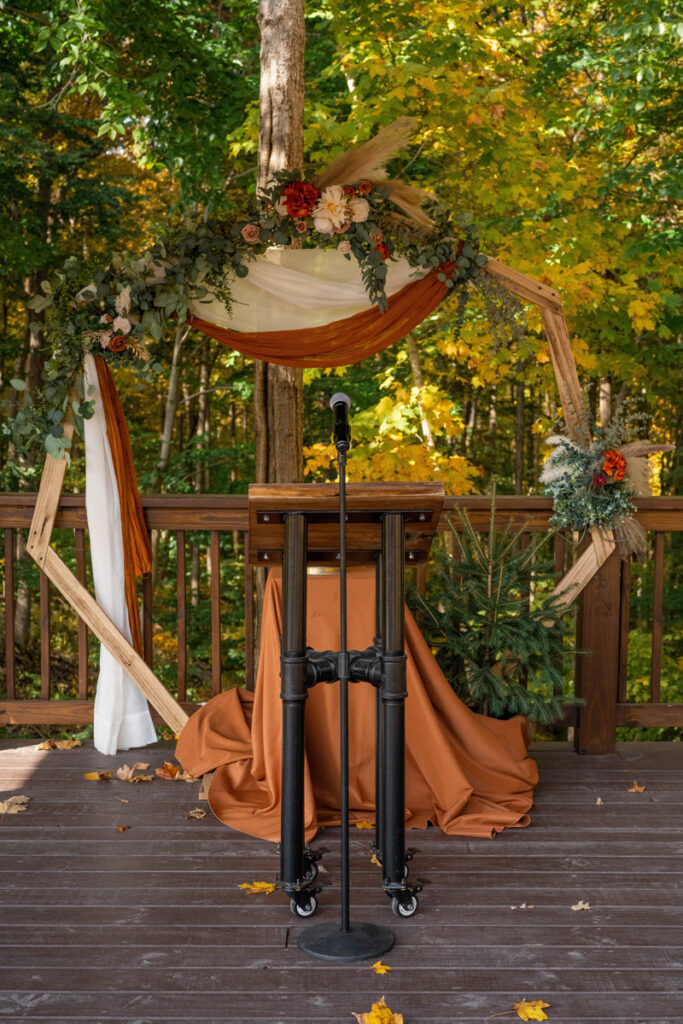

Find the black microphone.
xmin=330 ymin=392 xmax=351 ymax=453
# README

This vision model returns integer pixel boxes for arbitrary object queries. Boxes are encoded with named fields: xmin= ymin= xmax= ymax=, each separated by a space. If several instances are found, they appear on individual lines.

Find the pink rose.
xmin=112 ymin=316 xmax=132 ymax=335
xmin=240 ymin=223 xmax=261 ymax=243
xmin=336 ymin=221 xmax=351 ymax=234
xmin=337 ymin=240 xmax=352 ymax=255
xmin=295 ymin=221 xmax=308 ymax=234
xmin=369 ymin=231 xmax=383 ymax=245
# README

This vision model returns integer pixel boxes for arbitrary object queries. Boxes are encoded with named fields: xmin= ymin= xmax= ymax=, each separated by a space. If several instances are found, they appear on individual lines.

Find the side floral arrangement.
xmin=540 ymin=417 xmax=673 ymax=557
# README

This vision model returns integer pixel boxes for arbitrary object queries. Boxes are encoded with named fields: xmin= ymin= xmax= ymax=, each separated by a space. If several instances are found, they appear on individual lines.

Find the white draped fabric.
xmin=83 ymin=355 xmax=157 ymax=755
xmin=190 ymin=248 xmax=422 ymax=331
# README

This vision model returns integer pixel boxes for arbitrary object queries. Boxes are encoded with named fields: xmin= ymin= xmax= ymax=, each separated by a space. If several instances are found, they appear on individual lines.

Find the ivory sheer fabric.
xmin=177 ymin=570 xmax=538 ymax=841
xmin=190 ymin=248 xmax=423 ymax=332
xmin=83 ymin=355 xmax=157 ymax=755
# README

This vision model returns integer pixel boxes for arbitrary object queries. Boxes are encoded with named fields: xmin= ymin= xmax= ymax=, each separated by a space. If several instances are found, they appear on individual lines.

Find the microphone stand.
xmin=297 ymin=398 xmax=394 ymax=962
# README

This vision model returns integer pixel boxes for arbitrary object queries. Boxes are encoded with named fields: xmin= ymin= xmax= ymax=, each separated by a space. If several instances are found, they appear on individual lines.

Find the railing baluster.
xmin=176 ymin=530 xmax=187 ymax=702
xmin=40 ymin=569 xmax=50 ymax=699
xmin=651 ymin=531 xmax=664 ymax=704
xmin=210 ymin=531 xmax=221 ymax=695
xmin=74 ymin=528 xmax=89 ymax=699
xmin=618 ymin=555 xmax=631 ymax=704
xmin=4 ymin=528 xmax=15 ymax=698
xmin=553 ymin=533 xmax=566 ymax=580
xmin=142 ymin=573 xmax=153 ymax=669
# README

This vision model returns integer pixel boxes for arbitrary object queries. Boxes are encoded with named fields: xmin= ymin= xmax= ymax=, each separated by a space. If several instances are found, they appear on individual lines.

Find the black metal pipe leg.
xmin=280 ymin=513 xmax=308 ymax=892
xmin=381 ymin=513 xmax=407 ymax=890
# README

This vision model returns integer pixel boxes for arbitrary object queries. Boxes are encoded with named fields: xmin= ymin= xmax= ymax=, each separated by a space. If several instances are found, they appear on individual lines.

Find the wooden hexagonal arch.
xmin=25 ymin=256 xmax=614 ymax=730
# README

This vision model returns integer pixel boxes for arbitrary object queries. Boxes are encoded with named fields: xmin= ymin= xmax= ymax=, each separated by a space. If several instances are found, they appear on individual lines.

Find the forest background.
xmin=1 ymin=0 xmax=681 ymax=721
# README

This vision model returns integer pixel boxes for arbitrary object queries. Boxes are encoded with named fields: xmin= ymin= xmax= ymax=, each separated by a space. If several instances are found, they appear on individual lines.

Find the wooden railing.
xmin=1 ymin=492 xmax=681 ymax=753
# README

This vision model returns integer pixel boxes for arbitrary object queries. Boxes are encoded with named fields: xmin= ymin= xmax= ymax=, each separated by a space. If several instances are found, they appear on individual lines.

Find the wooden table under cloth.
xmin=176 ymin=568 xmax=539 ymax=841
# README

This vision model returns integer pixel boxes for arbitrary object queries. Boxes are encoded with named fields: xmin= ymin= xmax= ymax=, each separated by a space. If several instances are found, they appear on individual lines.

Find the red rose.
xmin=376 ymin=242 xmax=390 ymax=260
xmin=342 ymin=185 xmax=356 ymax=196
xmin=357 ymin=180 xmax=372 ymax=195
xmin=108 ymin=333 xmax=127 ymax=353
xmin=592 ymin=472 xmax=607 ymax=488
xmin=282 ymin=181 xmax=320 ymax=219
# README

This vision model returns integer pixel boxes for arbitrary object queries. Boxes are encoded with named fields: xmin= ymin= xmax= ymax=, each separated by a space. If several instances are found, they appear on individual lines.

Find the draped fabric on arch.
xmin=83 ymin=251 xmax=454 ymax=754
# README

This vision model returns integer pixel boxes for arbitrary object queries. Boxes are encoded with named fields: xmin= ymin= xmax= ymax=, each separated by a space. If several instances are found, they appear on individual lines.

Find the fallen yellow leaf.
xmin=596 ymin=797 xmax=603 ymax=805
xmin=84 ymin=771 xmax=113 ymax=781
xmin=371 ymin=960 xmax=392 ymax=975
xmin=116 ymin=825 xmax=129 ymax=832
xmin=238 ymin=880 xmax=277 ymax=895
xmin=571 ymin=899 xmax=591 ymax=911
xmin=628 ymin=781 xmax=645 ymax=792
xmin=510 ymin=902 xmax=534 ymax=910
xmin=370 ymin=853 xmax=382 ymax=866
xmin=187 ymin=808 xmax=207 ymax=819
xmin=0 ymin=795 xmax=30 ymax=816
xmin=354 ymin=819 xmax=374 ymax=830
xmin=116 ymin=797 xmax=129 ymax=804
xmin=512 ymin=999 xmax=550 ymax=1021
xmin=353 ymin=997 xmax=403 ymax=1024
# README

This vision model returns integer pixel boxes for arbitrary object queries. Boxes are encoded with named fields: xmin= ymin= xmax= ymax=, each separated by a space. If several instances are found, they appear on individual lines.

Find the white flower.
xmin=114 ymin=285 xmax=131 ymax=316
xmin=112 ymin=316 xmax=132 ymax=335
xmin=337 ymin=239 xmax=352 ymax=255
xmin=99 ymin=332 xmax=112 ymax=348
xmin=313 ymin=215 xmax=335 ymax=234
xmin=348 ymin=196 xmax=370 ymax=223
xmin=313 ymin=185 xmax=349 ymax=230
xmin=275 ymin=200 xmax=288 ymax=218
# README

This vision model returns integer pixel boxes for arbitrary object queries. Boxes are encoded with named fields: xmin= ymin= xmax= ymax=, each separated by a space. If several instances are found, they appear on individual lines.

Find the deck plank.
xmin=1 ymin=739 xmax=682 ymax=1024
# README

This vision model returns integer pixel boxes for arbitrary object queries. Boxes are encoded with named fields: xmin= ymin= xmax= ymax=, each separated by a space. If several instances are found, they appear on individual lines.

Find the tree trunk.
xmin=514 ymin=370 xmax=525 ymax=494
xmin=599 ymin=377 xmax=612 ymax=428
xmin=254 ymin=0 xmax=305 ymax=486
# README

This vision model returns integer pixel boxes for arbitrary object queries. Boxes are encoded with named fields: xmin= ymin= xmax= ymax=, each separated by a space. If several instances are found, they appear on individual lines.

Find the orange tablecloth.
xmin=176 ymin=569 xmax=538 ymax=840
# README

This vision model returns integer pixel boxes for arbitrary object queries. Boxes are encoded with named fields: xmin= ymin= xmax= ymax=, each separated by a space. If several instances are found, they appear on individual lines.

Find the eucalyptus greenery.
xmin=410 ymin=504 xmax=580 ymax=726
xmin=6 ymin=170 xmax=486 ymax=462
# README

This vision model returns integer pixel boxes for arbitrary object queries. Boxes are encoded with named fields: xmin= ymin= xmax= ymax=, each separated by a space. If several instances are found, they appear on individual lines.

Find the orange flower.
xmin=108 ymin=333 xmax=127 ymax=353
xmin=282 ymin=181 xmax=319 ymax=219
xmin=601 ymin=449 xmax=626 ymax=481
xmin=357 ymin=179 xmax=372 ymax=195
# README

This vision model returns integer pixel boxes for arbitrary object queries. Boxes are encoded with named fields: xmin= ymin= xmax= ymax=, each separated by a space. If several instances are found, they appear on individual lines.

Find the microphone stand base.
xmin=297 ymin=920 xmax=394 ymax=962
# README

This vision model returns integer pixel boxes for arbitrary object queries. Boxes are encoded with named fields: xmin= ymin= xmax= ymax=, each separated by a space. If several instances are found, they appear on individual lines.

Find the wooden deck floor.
xmin=1 ymin=738 xmax=682 ymax=1024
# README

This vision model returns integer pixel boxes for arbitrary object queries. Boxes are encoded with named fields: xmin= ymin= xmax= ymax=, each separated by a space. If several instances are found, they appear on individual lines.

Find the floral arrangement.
xmin=540 ymin=424 xmax=673 ymax=556
xmin=8 ymin=118 xmax=487 ymax=461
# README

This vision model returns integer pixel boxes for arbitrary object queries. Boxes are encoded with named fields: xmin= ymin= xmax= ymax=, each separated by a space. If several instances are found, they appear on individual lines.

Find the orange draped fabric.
xmin=188 ymin=263 xmax=456 ymax=368
xmin=93 ymin=355 xmax=152 ymax=655
xmin=176 ymin=569 xmax=538 ymax=841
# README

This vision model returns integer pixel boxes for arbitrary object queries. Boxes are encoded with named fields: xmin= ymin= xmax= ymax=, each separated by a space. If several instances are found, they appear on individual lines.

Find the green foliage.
xmin=410 ymin=506 xmax=580 ymax=725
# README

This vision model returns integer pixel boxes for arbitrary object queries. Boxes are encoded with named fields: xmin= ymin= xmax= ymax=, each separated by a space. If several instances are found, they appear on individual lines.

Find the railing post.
xmin=574 ymin=548 xmax=621 ymax=754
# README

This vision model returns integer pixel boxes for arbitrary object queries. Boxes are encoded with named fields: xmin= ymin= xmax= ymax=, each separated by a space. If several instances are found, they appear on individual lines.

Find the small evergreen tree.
xmin=411 ymin=502 xmax=580 ymax=726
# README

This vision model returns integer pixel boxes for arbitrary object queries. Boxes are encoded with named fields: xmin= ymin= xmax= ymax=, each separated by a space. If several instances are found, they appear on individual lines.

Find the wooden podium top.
xmin=248 ymin=482 xmax=444 ymax=567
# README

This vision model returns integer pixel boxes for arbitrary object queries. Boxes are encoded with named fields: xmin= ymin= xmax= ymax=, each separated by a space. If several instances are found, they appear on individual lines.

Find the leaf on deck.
xmin=354 ymin=819 xmax=374 ymax=830
xmin=510 ymin=902 xmax=534 ymax=910
xmin=84 ymin=771 xmax=113 ymax=781
xmin=116 ymin=763 xmax=150 ymax=781
xmin=371 ymin=960 xmax=392 ymax=974
xmin=571 ymin=899 xmax=591 ymax=911
xmin=187 ymin=808 xmax=207 ymax=819
xmin=37 ymin=739 xmax=82 ymax=750
xmin=628 ymin=780 xmax=645 ymax=792
xmin=156 ymin=761 xmax=194 ymax=782
xmin=238 ymin=880 xmax=277 ymax=895
xmin=512 ymin=999 xmax=550 ymax=1021
xmin=352 ymin=997 xmax=403 ymax=1024
xmin=0 ymin=795 xmax=31 ymax=816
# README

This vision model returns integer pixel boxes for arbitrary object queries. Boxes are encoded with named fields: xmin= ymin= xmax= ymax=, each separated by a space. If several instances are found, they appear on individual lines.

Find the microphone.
xmin=329 ymin=392 xmax=351 ymax=453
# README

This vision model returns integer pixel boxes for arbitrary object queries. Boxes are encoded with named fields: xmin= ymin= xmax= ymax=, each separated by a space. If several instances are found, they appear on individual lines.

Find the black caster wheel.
xmin=391 ymin=894 xmax=418 ymax=918
xmin=302 ymin=861 xmax=319 ymax=884
xmin=290 ymin=895 xmax=318 ymax=918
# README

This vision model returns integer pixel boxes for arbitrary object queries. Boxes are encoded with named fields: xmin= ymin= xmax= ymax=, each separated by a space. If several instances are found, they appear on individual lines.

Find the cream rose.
xmin=337 ymin=240 xmax=352 ymax=255
xmin=313 ymin=215 xmax=335 ymax=234
xmin=112 ymin=316 xmax=132 ymax=335
xmin=348 ymin=197 xmax=370 ymax=223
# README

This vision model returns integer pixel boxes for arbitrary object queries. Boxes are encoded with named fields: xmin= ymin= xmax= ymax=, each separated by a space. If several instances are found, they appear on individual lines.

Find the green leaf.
xmin=9 ymin=379 xmax=27 ymax=391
